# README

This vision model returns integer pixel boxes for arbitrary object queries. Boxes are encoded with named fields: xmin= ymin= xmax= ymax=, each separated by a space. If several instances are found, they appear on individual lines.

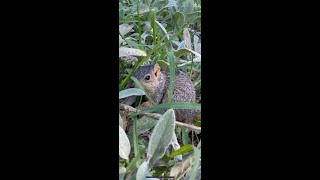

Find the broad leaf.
xmin=147 ymin=109 xmax=176 ymax=168
xmin=119 ymin=88 xmax=145 ymax=99
xmin=182 ymin=128 xmax=189 ymax=145
xmin=119 ymin=114 xmax=123 ymax=128
xmin=187 ymin=146 xmax=201 ymax=180
xmin=173 ymin=11 xmax=185 ymax=28
xmin=119 ymin=125 xmax=131 ymax=160
xmin=168 ymin=144 xmax=193 ymax=160
xmin=136 ymin=161 xmax=157 ymax=180
xmin=119 ymin=35 xmax=124 ymax=46
xmin=174 ymin=48 xmax=201 ymax=58
xmin=132 ymin=4 xmax=150 ymax=15
xmin=155 ymin=21 xmax=169 ymax=40
xmin=164 ymin=0 xmax=177 ymax=9
xmin=119 ymin=24 xmax=134 ymax=36
xmin=137 ymin=116 xmax=158 ymax=136
xmin=119 ymin=47 xmax=147 ymax=57
xmin=129 ymin=102 xmax=201 ymax=118
xmin=185 ymin=11 xmax=201 ymax=22
xmin=180 ymin=0 xmax=194 ymax=16
xmin=193 ymin=34 xmax=200 ymax=53
xmin=126 ymin=147 xmax=146 ymax=173
xmin=119 ymin=166 xmax=126 ymax=180
xmin=177 ymin=40 xmax=186 ymax=50
xmin=183 ymin=28 xmax=192 ymax=50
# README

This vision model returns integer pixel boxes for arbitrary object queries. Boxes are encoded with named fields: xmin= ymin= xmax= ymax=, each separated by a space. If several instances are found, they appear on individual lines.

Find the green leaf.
xmin=173 ymin=11 xmax=185 ymax=28
xmin=126 ymin=147 xmax=146 ymax=172
xmin=119 ymin=8 xmax=125 ymax=20
xmin=129 ymin=102 xmax=201 ymax=118
xmin=197 ymin=140 xmax=201 ymax=149
xmin=168 ymin=144 xmax=193 ymax=160
xmin=119 ymin=47 xmax=147 ymax=57
xmin=136 ymin=116 xmax=158 ymax=136
xmin=152 ymin=166 xmax=170 ymax=177
xmin=183 ymin=28 xmax=192 ymax=49
xmin=157 ymin=59 xmax=169 ymax=70
xmin=136 ymin=161 xmax=153 ymax=180
xmin=150 ymin=10 xmax=158 ymax=47
xmin=193 ymin=118 xmax=201 ymax=127
xmin=177 ymin=40 xmax=186 ymax=50
xmin=182 ymin=128 xmax=189 ymax=145
xmin=180 ymin=0 xmax=194 ymax=16
xmin=119 ymin=114 xmax=123 ymax=128
xmin=119 ymin=126 xmax=131 ymax=160
xmin=132 ymin=4 xmax=150 ymax=15
xmin=185 ymin=11 xmax=201 ymax=22
xmin=168 ymin=52 xmax=175 ymax=106
xmin=119 ymin=88 xmax=145 ymax=99
xmin=151 ymin=54 xmax=160 ymax=65
xmin=193 ymin=34 xmax=200 ymax=53
xmin=119 ymin=35 xmax=124 ymax=46
xmin=152 ymin=0 xmax=167 ymax=10
xmin=119 ymin=24 xmax=134 ymax=36
xmin=136 ymin=0 xmax=143 ymax=50
xmin=119 ymin=166 xmax=126 ymax=180
xmin=147 ymin=109 xmax=176 ymax=168
xmin=132 ymin=116 xmax=140 ymax=167
xmin=155 ymin=20 xmax=169 ymax=40
xmin=164 ymin=0 xmax=177 ymax=9
xmin=187 ymin=146 xmax=201 ymax=180
xmin=173 ymin=48 xmax=201 ymax=58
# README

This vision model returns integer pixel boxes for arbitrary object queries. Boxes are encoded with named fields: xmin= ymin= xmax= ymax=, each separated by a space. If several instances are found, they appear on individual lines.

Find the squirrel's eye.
xmin=145 ymin=75 xmax=150 ymax=80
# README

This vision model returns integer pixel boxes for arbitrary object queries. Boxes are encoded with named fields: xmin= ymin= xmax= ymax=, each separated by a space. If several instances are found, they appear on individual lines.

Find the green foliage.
xmin=167 ymin=51 xmax=175 ymax=105
xmin=119 ymin=166 xmax=126 ymax=180
xmin=136 ymin=116 xmax=157 ymax=136
xmin=119 ymin=88 xmax=145 ymax=99
xmin=187 ymin=146 xmax=201 ymax=180
xmin=128 ymin=102 xmax=201 ymax=118
xmin=119 ymin=125 xmax=131 ymax=160
xmin=164 ymin=144 xmax=193 ymax=162
xmin=119 ymin=114 xmax=123 ymax=128
xmin=119 ymin=0 xmax=201 ymax=179
xmin=136 ymin=161 xmax=150 ymax=180
xmin=146 ymin=109 xmax=175 ymax=168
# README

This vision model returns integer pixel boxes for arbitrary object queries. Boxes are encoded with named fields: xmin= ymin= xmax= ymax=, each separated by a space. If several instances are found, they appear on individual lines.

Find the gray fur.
xmin=133 ymin=65 xmax=153 ymax=80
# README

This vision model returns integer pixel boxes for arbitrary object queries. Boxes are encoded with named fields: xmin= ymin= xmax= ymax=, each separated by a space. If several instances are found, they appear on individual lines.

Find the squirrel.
xmin=127 ymin=63 xmax=200 ymax=123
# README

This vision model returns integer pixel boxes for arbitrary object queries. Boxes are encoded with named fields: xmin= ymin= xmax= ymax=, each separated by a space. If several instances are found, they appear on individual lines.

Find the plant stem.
xmin=136 ymin=0 xmax=142 ymax=50
xmin=132 ymin=117 xmax=140 ymax=167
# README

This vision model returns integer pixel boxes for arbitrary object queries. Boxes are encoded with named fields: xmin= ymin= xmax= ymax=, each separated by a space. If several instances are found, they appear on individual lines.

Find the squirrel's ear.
xmin=154 ymin=63 xmax=161 ymax=77
xmin=154 ymin=63 xmax=161 ymax=71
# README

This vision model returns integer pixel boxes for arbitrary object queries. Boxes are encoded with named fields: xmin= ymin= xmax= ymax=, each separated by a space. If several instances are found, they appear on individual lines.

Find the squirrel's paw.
xmin=137 ymin=101 xmax=152 ymax=110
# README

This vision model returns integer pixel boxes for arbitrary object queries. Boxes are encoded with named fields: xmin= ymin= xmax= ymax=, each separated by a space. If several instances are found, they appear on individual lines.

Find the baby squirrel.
xmin=127 ymin=63 xmax=200 ymax=123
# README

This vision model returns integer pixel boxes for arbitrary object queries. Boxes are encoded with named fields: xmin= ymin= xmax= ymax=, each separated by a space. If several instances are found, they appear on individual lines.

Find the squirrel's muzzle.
xmin=127 ymin=81 xmax=136 ymax=88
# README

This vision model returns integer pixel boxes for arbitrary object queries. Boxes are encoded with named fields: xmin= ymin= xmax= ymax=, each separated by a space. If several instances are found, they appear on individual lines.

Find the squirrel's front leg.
xmin=136 ymin=101 xmax=152 ymax=110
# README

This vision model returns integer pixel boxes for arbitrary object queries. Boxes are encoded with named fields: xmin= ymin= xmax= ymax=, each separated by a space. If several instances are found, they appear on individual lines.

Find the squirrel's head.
xmin=129 ymin=63 xmax=161 ymax=95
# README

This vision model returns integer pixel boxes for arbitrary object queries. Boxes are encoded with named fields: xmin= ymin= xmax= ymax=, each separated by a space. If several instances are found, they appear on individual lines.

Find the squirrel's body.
xmin=129 ymin=64 xmax=200 ymax=123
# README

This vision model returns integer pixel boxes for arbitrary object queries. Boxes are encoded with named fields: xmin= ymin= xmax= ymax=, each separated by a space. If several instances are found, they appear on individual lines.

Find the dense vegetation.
xmin=119 ymin=0 xmax=201 ymax=179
